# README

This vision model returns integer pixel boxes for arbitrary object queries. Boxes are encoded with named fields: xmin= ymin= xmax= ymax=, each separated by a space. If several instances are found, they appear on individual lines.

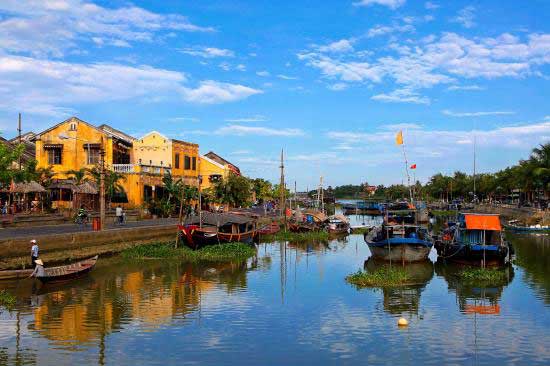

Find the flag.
xmin=395 ymin=130 xmax=403 ymax=145
xmin=410 ymin=164 xmax=417 ymax=169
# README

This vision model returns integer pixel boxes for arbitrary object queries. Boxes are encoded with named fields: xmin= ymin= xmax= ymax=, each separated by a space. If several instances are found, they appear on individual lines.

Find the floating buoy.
xmin=398 ymin=317 xmax=409 ymax=327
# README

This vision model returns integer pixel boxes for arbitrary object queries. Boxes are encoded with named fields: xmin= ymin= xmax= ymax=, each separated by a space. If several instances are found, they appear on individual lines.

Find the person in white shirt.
xmin=30 ymin=239 xmax=39 ymax=267
xmin=115 ymin=205 xmax=123 ymax=224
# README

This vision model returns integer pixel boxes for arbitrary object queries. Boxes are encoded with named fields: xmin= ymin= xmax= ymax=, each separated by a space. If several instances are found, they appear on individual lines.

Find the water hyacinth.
xmin=122 ymin=242 xmax=256 ymax=262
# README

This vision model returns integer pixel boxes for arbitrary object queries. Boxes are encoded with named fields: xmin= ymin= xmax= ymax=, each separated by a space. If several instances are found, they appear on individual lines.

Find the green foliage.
xmin=158 ymin=172 xmax=198 ymax=217
xmin=346 ymin=266 xmax=411 ymax=288
xmin=122 ymin=242 xmax=256 ymax=262
xmin=88 ymin=166 xmax=126 ymax=204
xmin=0 ymin=139 xmax=25 ymax=185
xmin=212 ymin=173 xmax=253 ymax=208
xmin=0 ymin=290 xmax=16 ymax=310
xmin=251 ymin=178 xmax=274 ymax=202
xmin=264 ymin=230 xmax=329 ymax=242
xmin=67 ymin=168 xmax=89 ymax=184
xmin=458 ymin=267 xmax=508 ymax=283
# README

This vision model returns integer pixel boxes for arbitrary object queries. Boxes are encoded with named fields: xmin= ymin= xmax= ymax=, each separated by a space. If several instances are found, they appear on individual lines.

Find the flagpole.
xmin=401 ymin=143 xmax=413 ymax=203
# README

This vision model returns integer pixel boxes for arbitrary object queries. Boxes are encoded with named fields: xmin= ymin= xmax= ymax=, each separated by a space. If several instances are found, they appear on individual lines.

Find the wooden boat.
xmin=258 ymin=222 xmax=281 ymax=235
xmin=504 ymin=220 xmax=550 ymax=232
xmin=36 ymin=255 xmax=99 ymax=284
xmin=364 ymin=224 xmax=433 ymax=262
xmin=434 ymin=213 xmax=511 ymax=266
xmin=342 ymin=201 xmax=384 ymax=215
xmin=326 ymin=214 xmax=350 ymax=235
xmin=0 ymin=268 xmax=33 ymax=281
xmin=179 ymin=212 xmax=258 ymax=249
xmin=288 ymin=210 xmax=327 ymax=233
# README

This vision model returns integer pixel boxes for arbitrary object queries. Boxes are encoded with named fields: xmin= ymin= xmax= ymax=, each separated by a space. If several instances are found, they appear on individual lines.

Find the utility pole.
xmin=17 ymin=113 xmax=22 ymax=170
xmin=279 ymin=149 xmax=286 ymax=225
xmin=320 ymin=176 xmax=324 ymax=214
xmin=99 ymin=137 xmax=106 ymax=231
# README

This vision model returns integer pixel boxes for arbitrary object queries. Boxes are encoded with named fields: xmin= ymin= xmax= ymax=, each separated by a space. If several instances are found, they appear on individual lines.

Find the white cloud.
xmin=327 ymin=83 xmax=349 ymax=91
xmin=168 ymin=117 xmax=199 ymax=122
xmin=0 ymin=56 xmax=261 ymax=116
xmin=353 ymin=0 xmax=406 ymax=9
xmin=318 ymin=39 xmax=354 ymax=53
xmin=235 ymin=64 xmax=247 ymax=71
xmin=256 ymin=70 xmax=270 ymax=77
xmin=366 ymin=24 xmax=415 ymax=38
xmin=277 ymin=74 xmax=299 ymax=80
xmin=442 ymin=110 xmax=515 ymax=117
xmin=425 ymin=1 xmax=439 ymax=10
xmin=182 ymin=81 xmax=262 ymax=104
xmin=451 ymin=6 xmax=476 ymax=29
xmin=215 ymin=124 xmax=305 ymax=137
xmin=371 ymin=88 xmax=430 ymax=104
xmin=0 ymin=0 xmax=214 ymax=57
xmin=446 ymin=84 xmax=484 ymax=91
xmin=225 ymin=115 xmax=268 ymax=123
xmin=180 ymin=47 xmax=235 ymax=58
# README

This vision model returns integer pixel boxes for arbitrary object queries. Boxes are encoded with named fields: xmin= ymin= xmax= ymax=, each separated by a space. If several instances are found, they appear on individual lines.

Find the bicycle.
xmin=75 ymin=214 xmax=89 ymax=226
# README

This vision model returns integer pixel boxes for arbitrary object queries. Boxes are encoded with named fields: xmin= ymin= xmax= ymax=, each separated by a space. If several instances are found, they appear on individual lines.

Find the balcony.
xmin=112 ymin=164 xmax=136 ymax=173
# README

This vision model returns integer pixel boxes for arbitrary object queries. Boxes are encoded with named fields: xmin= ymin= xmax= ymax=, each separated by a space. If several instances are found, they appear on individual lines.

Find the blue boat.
xmin=364 ymin=224 xmax=433 ymax=262
xmin=342 ymin=201 xmax=385 ymax=215
xmin=435 ymin=213 xmax=512 ymax=266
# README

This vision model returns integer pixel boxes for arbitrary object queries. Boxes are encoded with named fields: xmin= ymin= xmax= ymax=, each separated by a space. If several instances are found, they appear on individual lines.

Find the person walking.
xmin=30 ymin=239 xmax=39 ymax=267
xmin=116 ymin=205 xmax=124 ymax=225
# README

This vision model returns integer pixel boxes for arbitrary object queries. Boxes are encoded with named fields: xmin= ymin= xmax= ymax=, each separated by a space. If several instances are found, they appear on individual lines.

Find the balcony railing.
xmin=112 ymin=164 xmax=135 ymax=173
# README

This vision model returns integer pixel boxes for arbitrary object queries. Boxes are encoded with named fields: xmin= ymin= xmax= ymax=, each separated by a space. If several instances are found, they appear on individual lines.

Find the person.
xmin=30 ymin=239 xmax=39 ymax=267
xmin=1 ymin=201 xmax=7 ymax=215
xmin=77 ymin=205 xmax=88 ymax=224
xmin=30 ymin=259 xmax=45 ymax=278
xmin=116 ymin=205 xmax=123 ymax=224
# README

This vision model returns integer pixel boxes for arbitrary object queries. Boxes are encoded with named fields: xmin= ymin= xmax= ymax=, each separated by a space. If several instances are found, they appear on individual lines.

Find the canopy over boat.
xmin=463 ymin=213 xmax=501 ymax=231
xmin=184 ymin=212 xmax=254 ymax=227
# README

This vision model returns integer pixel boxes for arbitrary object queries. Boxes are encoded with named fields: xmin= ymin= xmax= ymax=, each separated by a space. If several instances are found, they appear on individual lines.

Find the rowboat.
xmin=0 ymin=268 xmax=33 ymax=281
xmin=35 ymin=255 xmax=99 ymax=284
xmin=289 ymin=210 xmax=327 ymax=233
xmin=364 ymin=224 xmax=433 ymax=262
xmin=326 ymin=214 xmax=350 ymax=235
xmin=179 ymin=212 xmax=259 ymax=249
xmin=258 ymin=222 xmax=281 ymax=235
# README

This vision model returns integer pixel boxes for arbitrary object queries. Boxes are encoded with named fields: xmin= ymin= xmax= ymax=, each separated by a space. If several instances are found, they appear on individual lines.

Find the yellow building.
xmin=34 ymin=117 xmax=200 ymax=209
xmin=198 ymin=154 xmax=230 ymax=191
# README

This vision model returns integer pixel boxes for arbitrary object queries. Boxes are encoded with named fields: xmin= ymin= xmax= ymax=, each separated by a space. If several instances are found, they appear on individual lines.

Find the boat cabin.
xmin=184 ymin=212 xmax=257 ymax=234
xmin=457 ymin=213 xmax=503 ymax=246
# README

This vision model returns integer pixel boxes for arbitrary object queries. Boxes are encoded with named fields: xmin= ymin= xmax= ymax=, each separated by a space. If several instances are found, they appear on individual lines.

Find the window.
xmin=192 ymin=156 xmax=197 ymax=170
xmin=175 ymin=153 xmax=180 ymax=169
xmin=184 ymin=155 xmax=191 ymax=170
xmin=47 ymin=149 xmax=62 ymax=165
xmin=86 ymin=148 xmax=100 ymax=165
xmin=69 ymin=123 xmax=77 ymax=131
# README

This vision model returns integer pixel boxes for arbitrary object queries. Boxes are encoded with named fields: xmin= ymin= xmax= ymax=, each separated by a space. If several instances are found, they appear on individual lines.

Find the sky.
xmin=0 ymin=0 xmax=548 ymax=190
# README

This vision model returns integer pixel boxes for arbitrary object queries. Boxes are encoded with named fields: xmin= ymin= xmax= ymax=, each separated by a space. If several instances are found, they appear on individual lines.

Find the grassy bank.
xmin=431 ymin=210 xmax=458 ymax=217
xmin=263 ymin=230 xmax=330 ymax=242
xmin=350 ymin=227 xmax=371 ymax=235
xmin=122 ymin=242 xmax=256 ymax=262
xmin=0 ymin=290 xmax=16 ymax=310
xmin=346 ymin=266 xmax=410 ymax=288
xmin=458 ymin=267 xmax=508 ymax=282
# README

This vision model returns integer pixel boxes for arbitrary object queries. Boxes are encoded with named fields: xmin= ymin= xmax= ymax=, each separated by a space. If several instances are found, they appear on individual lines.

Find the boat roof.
xmin=462 ymin=213 xmax=501 ymax=231
xmin=184 ymin=211 xmax=254 ymax=226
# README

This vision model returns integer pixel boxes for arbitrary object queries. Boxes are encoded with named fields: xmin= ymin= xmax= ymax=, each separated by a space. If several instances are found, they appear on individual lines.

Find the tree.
xmin=88 ymin=166 xmax=126 ymax=204
xmin=212 ymin=173 xmax=252 ymax=208
xmin=67 ymin=168 xmax=89 ymax=184
xmin=0 ymin=139 xmax=24 ymax=185
xmin=251 ymin=178 xmax=274 ymax=203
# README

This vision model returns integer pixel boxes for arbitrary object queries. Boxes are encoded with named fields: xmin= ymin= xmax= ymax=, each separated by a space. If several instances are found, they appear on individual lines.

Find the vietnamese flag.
xmin=410 ymin=164 xmax=417 ymax=169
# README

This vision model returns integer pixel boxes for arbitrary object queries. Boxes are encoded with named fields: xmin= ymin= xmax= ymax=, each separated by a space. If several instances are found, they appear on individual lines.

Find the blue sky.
xmin=0 ymin=0 xmax=548 ymax=189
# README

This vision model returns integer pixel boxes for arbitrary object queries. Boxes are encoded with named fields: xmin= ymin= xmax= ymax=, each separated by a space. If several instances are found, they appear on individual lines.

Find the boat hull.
xmin=434 ymin=242 xmax=509 ymax=266
xmin=0 ymin=269 xmax=33 ymax=281
xmin=367 ymin=242 xmax=432 ymax=262
xmin=179 ymin=225 xmax=258 ymax=249
xmin=37 ymin=255 xmax=98 ymax=284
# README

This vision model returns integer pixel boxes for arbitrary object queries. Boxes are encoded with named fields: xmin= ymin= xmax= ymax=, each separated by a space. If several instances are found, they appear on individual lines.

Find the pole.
xmin=279 ymin=149 xmax=286 ymax=230
xmin=401 ymin=144 xmax=413 ymax=203
xmin=199 ymin=175 xmax=202 ymax=228
xmin=17 ymin=113 xmax=22 ymax=170
xmin=99 ymin=137 xmax=105 ymax=231
xmin=473 ymin=134 xmax=477 ymax=203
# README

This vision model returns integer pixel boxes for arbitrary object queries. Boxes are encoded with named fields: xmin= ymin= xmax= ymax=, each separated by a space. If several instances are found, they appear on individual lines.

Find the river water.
xmin=1 ymin=215 xmax=550 ymax=365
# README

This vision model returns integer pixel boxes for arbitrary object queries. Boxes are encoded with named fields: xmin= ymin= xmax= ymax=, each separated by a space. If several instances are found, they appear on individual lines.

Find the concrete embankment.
xmin=474 ymin=204 xmax=546 ymax=223
xmin=0 ymin=224 xmax=176 ymax=270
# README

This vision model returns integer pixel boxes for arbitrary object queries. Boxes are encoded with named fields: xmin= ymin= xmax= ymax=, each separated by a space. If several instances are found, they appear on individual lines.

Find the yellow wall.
xmin=199 ymin=155 xmax=228 ymax=190
xmin=35 ymin=117 xmax=113 ymax=177
xmin=172 ymin=139 xmax=199 ymax=183
xmin=133 ymin=131 xmax=172 ymax=168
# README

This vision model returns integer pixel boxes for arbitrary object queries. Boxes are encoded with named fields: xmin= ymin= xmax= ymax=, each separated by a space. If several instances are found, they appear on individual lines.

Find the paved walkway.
xmin=0 ymin=218 xmax=178 ymax=240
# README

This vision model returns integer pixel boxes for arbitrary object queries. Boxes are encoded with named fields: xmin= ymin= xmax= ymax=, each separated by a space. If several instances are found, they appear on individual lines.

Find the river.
xmin=1 ymin=215 xmax=550 ymax=365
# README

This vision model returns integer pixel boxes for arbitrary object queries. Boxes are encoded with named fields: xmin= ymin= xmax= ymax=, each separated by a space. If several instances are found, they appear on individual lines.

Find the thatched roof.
xmin=49 ymin=180 xmax=77 ymax=190
xmin=184 ymin=211 xmax=255 ymax=226
xmin=75 ymin=181 xmax=98 ymax=194
xmin=12 ymin=181 xmax=45 ymax=193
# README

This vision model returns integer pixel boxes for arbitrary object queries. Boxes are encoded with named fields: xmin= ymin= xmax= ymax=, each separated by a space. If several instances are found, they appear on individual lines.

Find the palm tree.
xmin=67 ymin=168 xmax=89 ymax=184
xmin=88 ymin=167 xmax=126 ymax=205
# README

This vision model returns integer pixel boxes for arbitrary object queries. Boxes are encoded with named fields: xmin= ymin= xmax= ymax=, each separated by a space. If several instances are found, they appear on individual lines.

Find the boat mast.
xmin=400 ymin=134 xmax=414 ymax=203
xmin=279 ymin=149 xmax=286 ymax=228
xmin=473 ymin=133 xmax=477 ymax=203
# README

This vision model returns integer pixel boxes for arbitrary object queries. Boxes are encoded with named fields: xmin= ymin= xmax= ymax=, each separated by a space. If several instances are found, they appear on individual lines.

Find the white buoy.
xmin=398 ymin=317 xmax=409 ymax=327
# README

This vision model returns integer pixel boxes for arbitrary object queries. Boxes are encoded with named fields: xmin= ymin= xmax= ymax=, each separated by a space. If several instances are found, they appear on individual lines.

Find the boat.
xmin=342 ymin=201 xmax=384 ymax=215
xmin=288 ymin=210 xmax=327 ymax=233
xmin=326 ymin=214 xmax=350 ymax=235
xmin=178 ymin=212 xmax=258 ymax=249
xmin=0 ymin=268 xmax=33 ymax=281
xmin=504 ymin=220 xmax=550 ymax=232
xmin=364 ymin=224 xmax=433 ymax=262
xmin=434 ymin=213 xmax=512 ymax=266
xmin=35 ymin=255 xmax=99 ymax=284
xmin=258 ymin=221 xmax=281 ymax=235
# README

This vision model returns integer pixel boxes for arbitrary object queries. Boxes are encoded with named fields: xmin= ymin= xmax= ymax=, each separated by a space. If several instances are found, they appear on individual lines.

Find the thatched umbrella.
xmin=10 ymin=181 xmax=46 ymax=213
xmin=74 ymin=181 xmax=99 ymax=211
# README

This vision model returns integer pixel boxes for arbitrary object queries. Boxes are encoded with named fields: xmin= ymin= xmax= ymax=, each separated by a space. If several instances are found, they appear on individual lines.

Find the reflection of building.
xmin=435 ymin=260 xmax=514 ymax=315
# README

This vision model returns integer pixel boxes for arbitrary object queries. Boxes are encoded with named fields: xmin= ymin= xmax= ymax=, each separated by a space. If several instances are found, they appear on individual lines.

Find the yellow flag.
xmin=395 ymin=130 xmax=403 ymax=145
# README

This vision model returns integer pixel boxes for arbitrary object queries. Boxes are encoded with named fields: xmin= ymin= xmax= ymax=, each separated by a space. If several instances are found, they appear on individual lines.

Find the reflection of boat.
xmin=364 ymin=224 xmax=433 ymax=262
xmin=435 ymin=213 xmax=511 ymax=266
xmin=504 ymin=220 xmax=550 ymax=233
xmin=435 ymin=259 xmax=514 ymax=315
xmin=178 ymin=212 xmax=258 ymax=249
xmin=0 ymin=268 xmax=33 ymax=281
xmin=36 ymin=255 xmax=99 ymax=284
xmin=364 ymin=258 xmax=434 ymax=316
xmin=327 ymin=214 xmax=350 ymax=235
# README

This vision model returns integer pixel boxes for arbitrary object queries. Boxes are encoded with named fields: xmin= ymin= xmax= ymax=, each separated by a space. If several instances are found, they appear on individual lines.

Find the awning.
xmin=43 ymin=144 xmax=63 ymax=149
xmin=464 ymin=214 xmax=501 ymax=231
